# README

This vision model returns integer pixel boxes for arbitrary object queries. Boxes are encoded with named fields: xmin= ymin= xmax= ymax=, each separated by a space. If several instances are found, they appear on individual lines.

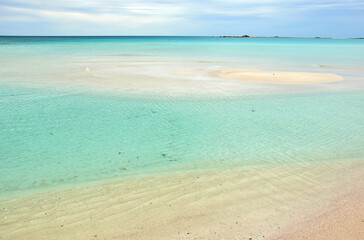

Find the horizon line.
xmin=0 ymin=35 xmax=363 ymax=39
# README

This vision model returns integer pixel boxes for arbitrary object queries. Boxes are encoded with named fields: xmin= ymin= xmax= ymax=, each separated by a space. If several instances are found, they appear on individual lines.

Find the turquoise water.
xmin=0 ymin=37 xmax=363 ymax=195
xmin=1 ymin=37 xmax=364 ymax=68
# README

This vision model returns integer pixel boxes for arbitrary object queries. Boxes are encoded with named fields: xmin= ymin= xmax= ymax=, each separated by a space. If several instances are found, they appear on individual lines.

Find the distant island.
xmin=217 ymin=35 xmax=363 ymax=39
xmin=218 ymin=35 xmax=329 ymax=39
xmin=220 ymin=35 xmax=250 ymax=38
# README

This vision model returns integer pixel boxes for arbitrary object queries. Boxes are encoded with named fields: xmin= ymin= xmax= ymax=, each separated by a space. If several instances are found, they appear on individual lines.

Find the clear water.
xmin=0 ymin=37 xmax=363 ymax=195
xmin=1 ymin=36 xmax=363 ymax=68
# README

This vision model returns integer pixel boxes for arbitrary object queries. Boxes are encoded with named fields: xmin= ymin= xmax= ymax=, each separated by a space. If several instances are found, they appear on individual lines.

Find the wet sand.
xmin=269 ymin=161 xmax=364 ymax=240
xmin=1 ymin=159 xmax=363 ymax=240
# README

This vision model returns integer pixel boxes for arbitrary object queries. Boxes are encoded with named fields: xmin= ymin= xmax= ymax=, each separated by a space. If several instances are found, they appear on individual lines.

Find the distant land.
xmin=217 ymin=35 xmax=364 ymax=39
xmin=0 ymin=35 xmax=363 ymax=39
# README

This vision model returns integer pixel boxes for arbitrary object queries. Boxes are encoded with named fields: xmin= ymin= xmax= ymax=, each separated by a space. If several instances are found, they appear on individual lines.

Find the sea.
xmin=0 ymin=36 xmax=363 ymax=197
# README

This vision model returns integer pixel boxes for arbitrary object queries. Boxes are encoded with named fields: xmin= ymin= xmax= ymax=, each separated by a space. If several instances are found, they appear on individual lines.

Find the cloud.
xmin=0 ymin=5 xmax=184 ymax=25
xmin=0 ymin=0 xmax=363 ymax=36
xmin=1 ymin=0 xmax=363 ymax=22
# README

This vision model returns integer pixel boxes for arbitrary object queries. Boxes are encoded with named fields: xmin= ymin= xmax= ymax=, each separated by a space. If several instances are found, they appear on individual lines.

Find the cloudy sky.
xmin=0 ymin=0 xmax=363 ymax=37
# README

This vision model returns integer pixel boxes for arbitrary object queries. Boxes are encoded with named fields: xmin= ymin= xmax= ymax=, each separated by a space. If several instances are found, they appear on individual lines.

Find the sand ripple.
xmin=1 ymin=160 xmax=363 ymax=239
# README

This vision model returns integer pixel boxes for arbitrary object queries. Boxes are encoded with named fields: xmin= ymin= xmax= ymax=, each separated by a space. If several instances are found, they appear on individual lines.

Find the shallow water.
xmin=1 ymin=86 xmax=363 ymax=194
xmin=0 ymin=37 xmax=363 ymax=196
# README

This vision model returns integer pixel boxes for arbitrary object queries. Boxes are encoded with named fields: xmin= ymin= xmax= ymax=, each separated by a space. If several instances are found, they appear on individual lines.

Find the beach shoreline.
xmin=1 ymin=159 xmax=363 ymax=240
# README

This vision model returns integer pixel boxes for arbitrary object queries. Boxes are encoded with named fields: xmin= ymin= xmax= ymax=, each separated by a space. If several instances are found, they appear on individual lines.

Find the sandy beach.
xmin=1 ymin=159 xmax=363 ymax=240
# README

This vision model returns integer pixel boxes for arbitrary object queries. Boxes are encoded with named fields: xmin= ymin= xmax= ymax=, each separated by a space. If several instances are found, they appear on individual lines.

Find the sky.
xmin=0 ymin=0 xmax=363 ymax=37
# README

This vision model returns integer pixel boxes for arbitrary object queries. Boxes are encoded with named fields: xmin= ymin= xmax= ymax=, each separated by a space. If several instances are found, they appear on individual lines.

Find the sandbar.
xmin=208 ymin=68 xmax=343 ymax=84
